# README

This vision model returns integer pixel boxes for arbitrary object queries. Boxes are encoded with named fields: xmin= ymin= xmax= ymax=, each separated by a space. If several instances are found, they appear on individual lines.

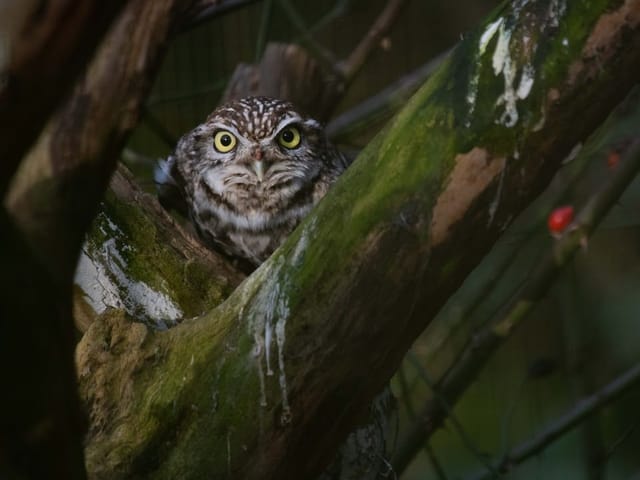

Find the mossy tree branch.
xmin=76 ymin=1 xmax=640 ymax=479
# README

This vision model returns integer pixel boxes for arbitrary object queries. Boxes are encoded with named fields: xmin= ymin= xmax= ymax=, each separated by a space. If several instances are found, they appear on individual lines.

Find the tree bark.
xmin=74 ymin=1 xmax=640 ymax=479
xmin=6 ymin=0 xmax=200 ymax=288
xmin=0 ymin=1 xmax=198 ymax=478
xmin=74 ymin=166 xmax=245 ymax=333
xmin=0 ymin=0 xmax=126 ymax=197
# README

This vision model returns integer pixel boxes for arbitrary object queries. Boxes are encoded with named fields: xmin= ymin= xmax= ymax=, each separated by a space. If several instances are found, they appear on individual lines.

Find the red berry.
xmin=547 ymin=205 xmax=574 ymax=235
xmin=607 ymin=151 xmax=620 ymax=169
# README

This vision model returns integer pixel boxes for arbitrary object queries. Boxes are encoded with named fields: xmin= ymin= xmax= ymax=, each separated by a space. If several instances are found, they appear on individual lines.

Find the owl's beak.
xmin=252 ymin=160 xmax=265 ymax=182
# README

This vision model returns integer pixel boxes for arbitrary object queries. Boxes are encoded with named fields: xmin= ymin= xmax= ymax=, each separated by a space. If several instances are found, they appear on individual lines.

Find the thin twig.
xmin=275 ymin=0 xmax=338 ymax=67
xmin=255 ymin=0 xmax=274 ymax=61
xmin=406 ymin=353 xmax=497 ymax=476
xmin=391 ymin=135 xmax=640 ymax=475
xmin=181 ymin=0 xmax=263 ymax=32
xmin=466 ymin=362 xmax=640 ymax=480
xmin=398 ymin=364 xmax=449 ymax=479
xmin=425 ymin=444 xmax=450 ymax=480
xmin=141 ymin=106 xmax=178 ymax=148
xmin=603 ymin=415 xmax=640 ymax=460
xmin=498 ymin=377 xmax=527 ymax=459
xmin=337 ymin=0 xmax=409 ymax=83
xmin=307 ymin=0 xmax=351 ymax=36
xmin=397 ymin=364 xmax=417 ymax=419
xmin=327 ymin=49 xmax=449 ymax=140
xmin=146 ymin=79 xmax=228 ymax=107
xmin=561 ymin=267 xmax=605 ymax=480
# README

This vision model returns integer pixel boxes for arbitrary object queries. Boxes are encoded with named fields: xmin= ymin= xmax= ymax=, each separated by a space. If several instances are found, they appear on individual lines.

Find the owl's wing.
xmin=155 ymin=155 xmax=189 ymax=217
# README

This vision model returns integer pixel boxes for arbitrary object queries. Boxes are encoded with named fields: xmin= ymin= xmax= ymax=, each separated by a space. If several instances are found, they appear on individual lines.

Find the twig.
xmin=337 ymin=0 xmax=409 ymax=83
xmin=425 ymin=444 xmax=449 ymax=480
xmin=255 ymin=0 xmax=274 ymax=61
xmin=141 ymin=105 xmax=178 ymax=148
xmin=406 ymin=353 xmax=497 ymax=476
xmin=181 ymin=0 xmax=263 ymax=32
xmin=391 ymin=135 xmax=640 ymax=475
xmin=498 ymin=377 xmax=527 ymax=460
xmin=560 ymin=267 xmax=605 ymax=480
xmin=466 ymin=362 xmax=640 ymax=480
xmin=327 ymin=49 xmax=449 ymax=140
xmin=602 ymin=414 xmax=640 ymax=460
xmin=307 ymin=0 xmax=351 ymax=36
xmin=146 ymin=78 xmax=227 ymax=107
xmin=275 ymin=0 xmax=338 ymax=67
xmin=397 ymin=364 xmax=449 ymax=479
xmin=397 ymin=364 xmax=417 ymax=419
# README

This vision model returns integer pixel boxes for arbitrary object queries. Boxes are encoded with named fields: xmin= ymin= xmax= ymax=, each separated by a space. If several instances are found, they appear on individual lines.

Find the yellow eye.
xmin=278 ymin=126 xmax=301 ymax=149
xmin=213 ymin=130 xmax=237 ymax=153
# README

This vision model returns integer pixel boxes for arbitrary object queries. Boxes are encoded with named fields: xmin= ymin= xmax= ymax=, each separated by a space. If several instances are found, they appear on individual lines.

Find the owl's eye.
xmin=277 ymin=126 xmax=301 ymax=149
xmin=213 ymin=130 xmax=237 ymax=153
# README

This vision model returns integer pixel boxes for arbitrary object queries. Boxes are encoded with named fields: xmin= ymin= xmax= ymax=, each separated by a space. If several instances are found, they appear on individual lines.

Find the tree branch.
xmin=5 ymin=0 xmax=201 ymax=288
xmin=182 ymin=0 xmax=263 ymax=31
xmin=337 ymin=0 xmax=408 ymax=83
xmin=74 ymin=165 xmax=244 ymax=332
xmin=0 ymin=0 xmax=126 ymax=197
xmin=326 ymin=49 xmax=449 ymax=142
xmin=467 ymin=362 xmax=640 ymax=480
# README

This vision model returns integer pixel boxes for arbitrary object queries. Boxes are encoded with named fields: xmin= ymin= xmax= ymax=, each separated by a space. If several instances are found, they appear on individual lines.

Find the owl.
xmin=157 ymin=96 xmax=350 ymax=267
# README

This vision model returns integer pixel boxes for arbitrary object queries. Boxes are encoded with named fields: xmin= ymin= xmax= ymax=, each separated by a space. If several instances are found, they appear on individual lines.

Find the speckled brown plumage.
xmin=159 ymin=96 xmax=350 ymax=265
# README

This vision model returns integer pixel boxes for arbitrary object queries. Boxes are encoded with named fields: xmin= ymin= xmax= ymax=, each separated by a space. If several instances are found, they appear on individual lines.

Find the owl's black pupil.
xmin=282 ymin=130 xmax=294 ymax=143
xmin=220 ymin=134 xmax=232 ymax=146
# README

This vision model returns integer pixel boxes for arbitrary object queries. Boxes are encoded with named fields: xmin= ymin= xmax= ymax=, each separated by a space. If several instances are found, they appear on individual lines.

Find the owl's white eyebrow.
xmin=272 ymin=115 xmax=308 ymax=136
xmin=209 ymin=123 xmax=243 ymax=140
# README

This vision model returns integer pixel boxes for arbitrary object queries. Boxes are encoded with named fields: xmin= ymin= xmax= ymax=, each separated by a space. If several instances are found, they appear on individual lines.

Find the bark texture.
xmin=74 ymin=166 xmax=244 ymax=333
xmin=0 ymin=1 xmax=197 ymax=479
xmin=6 ymin=0 xmax=199 ymax=287
xmin=75 ymin=1 xmax=640 ymax=479
xmin=0 ymin=0 xmax=126 ymax=196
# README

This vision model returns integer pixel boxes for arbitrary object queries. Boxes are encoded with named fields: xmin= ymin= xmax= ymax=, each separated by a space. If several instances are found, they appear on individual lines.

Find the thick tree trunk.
xmin=0 ymin=2 xmax=125 ymax=478
xmin=0 ymin=1 xmax=197 ymax=479
xmin=0 ymin=0 xmax=126 ymax=196
xmin=73 ymin=1 xmax=640 ymax=479
xmin=6 ymin=0 xmax=200 ymax=287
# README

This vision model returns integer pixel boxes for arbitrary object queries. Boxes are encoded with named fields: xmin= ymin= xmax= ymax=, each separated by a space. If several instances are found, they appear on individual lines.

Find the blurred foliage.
xmin=124 ymin=1 xmax=640 ymax=479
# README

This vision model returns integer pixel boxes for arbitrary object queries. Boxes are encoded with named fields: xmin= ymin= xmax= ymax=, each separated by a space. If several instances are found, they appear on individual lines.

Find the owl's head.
xmin=173 ymin=97 xmax=333 ymax=208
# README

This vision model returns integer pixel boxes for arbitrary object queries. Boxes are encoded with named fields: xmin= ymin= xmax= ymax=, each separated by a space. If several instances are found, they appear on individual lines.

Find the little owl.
xmin=157 ymin=96 xmax=350 ymax=266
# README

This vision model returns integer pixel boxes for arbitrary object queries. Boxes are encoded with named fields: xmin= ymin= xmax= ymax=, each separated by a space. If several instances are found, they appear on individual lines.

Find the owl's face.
xmin=176 ymin=97 xmax=327 ymax=217
xmin=171 ymin=96 xmax=347 ymax=265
